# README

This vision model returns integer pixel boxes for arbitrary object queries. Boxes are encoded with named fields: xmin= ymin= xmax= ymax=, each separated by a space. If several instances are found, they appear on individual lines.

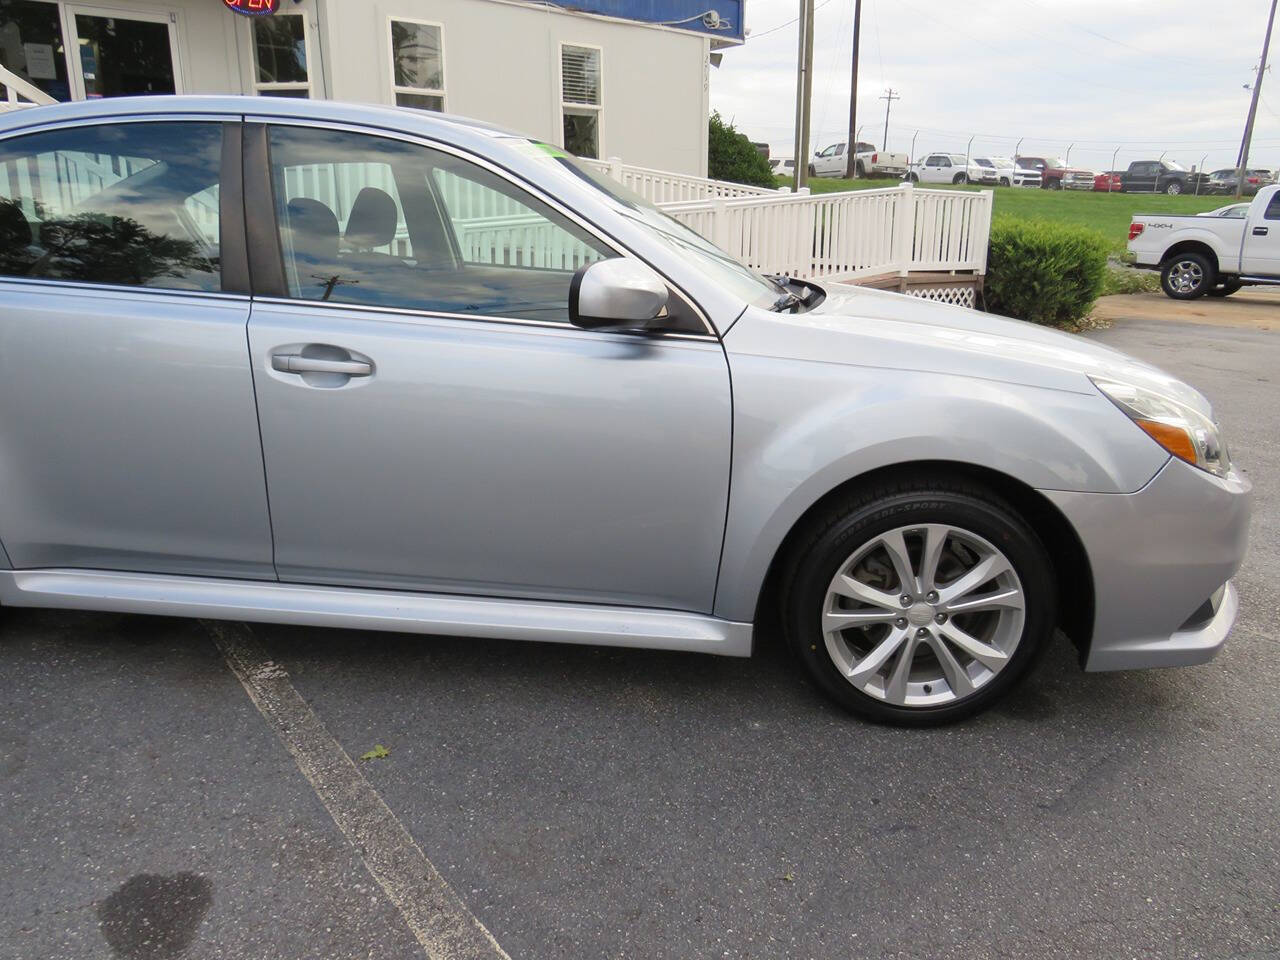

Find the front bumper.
xmin=1044 ymin=457 xmax=1251 ymax=671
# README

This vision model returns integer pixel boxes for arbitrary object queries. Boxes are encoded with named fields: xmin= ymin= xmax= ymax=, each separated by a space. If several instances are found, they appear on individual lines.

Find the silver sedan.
xmin=0 ymin=97 xmax=1250 ymax=723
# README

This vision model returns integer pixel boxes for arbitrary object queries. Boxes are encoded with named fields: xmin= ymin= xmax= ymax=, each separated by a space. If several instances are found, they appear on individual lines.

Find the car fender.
xmin=711 ymin=356 xmax=1168 ymax=623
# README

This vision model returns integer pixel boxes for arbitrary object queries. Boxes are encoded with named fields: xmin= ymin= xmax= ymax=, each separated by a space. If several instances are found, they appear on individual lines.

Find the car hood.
xmin=724 ymin=283 xmax=1212 ymax=416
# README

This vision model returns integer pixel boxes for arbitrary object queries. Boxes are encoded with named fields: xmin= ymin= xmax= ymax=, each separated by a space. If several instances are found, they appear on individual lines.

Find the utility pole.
xmin=880 ymin=88 xmax=900 ymax=154
xmin=791 ymin=0 xmax=816 ymax=191
xmin=844 ymin=0 xmax=863 ymax=178
xmin=1237 ymin=0 xmax=1278 ymax=198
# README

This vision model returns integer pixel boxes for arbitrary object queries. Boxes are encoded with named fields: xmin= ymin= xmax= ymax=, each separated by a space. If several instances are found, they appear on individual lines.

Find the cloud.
xmin=712 ymin=0 xmax=1279 ymax=171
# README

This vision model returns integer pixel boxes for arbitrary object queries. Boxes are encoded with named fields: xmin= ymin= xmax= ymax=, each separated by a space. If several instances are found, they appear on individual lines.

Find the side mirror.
xmin=569 ymin=258 xmax=669 ymax=331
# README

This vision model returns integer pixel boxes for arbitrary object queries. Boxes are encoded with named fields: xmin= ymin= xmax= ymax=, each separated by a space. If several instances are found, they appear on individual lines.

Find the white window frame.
xmin=248 ymin=11 xmax=312 ymax=98
xmin=386 ymin=16 xmax=446 ymax=111
xmin=558 ymin=41 xmax=603 ymax=159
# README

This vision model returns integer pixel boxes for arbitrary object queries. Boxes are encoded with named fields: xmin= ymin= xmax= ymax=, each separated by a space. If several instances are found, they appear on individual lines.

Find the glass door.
xmin=63 ymin=4 xmax=181 ymax=99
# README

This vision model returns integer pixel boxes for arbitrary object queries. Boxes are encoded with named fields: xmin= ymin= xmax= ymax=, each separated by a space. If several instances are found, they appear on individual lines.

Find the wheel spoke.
xmin=883 ymin=631 xmax=920 ymax=704
xmin=937 ymin=621 xmax=1010 ymax=672
xmin=938 ymin=552 xmax=1011 ymax=605
xmin=943 ymin=586 xmax=1024 ymax=615
xmin=848 ymin=627 xmax=910 ymax=684
xmin=925 ymin=632 xmax=975 ymax=697
xmin=830 ymin=574 xmax=900 ymax=611
xmin=917 ymin=524 xmax=949 ymax=594
xmin=823 ymin=609 xmax=900 ymax=633
xmin=878 ymin=529 xmax=917 ymax=596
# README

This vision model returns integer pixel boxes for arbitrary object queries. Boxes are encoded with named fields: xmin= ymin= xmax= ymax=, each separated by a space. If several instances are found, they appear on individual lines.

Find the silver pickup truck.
xmin=1128 ymin=184 xmax=1280 ymax=299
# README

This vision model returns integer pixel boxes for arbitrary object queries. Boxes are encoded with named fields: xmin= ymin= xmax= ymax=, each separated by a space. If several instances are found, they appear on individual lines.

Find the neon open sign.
xmin=223 ymin=0 xmax=280 ymax=16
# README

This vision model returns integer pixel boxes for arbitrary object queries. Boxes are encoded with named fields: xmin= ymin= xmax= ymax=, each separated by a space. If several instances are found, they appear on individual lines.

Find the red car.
xmin=1094 ymin=171 xmax=1123 ymax=192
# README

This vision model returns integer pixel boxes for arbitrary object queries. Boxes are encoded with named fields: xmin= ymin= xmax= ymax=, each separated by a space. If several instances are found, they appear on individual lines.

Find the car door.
xmin=1132 ymin=163 xmax=1157 ymax=193
xmin=813 ymin=144 xmax=837 ymax=177
xmin=244 ymin=123 xmax=732 ymax=612
xmin=1241 ymin=190 xmax=1280 ymax=276
xmin=0 ymin=117 xmax=273 ymax=578
xmin=829 ymin=142 xmax=846 ymax=176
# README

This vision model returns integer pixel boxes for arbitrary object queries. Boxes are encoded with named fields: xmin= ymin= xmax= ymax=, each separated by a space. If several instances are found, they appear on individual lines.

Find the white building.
xmin=0 ymin=0 xmax=744 ymax=174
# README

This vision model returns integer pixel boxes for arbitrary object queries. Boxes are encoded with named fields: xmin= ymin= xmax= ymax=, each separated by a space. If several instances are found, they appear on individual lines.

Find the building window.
xmin=389 ymin=19 xmax=444 ymax=111
xmin=251 ymin=14 xmax=310 ymax=98
xmin=0 ymin=0 xmax=72 ymax=102
xmin=560 ymin=44 xmax=601 ymax=159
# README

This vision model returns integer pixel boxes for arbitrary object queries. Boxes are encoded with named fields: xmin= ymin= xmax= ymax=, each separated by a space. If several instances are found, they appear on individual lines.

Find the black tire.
xmin=1160 ymin=252 xmax=1216 ymax=299
xmin=808 ymin=163 xmax=816 ymax=178
xmin=855 ymin=160 xmax=867 ymax=178
xmin=780 ymin=475 xmax=1057 ymax=725
xmin=953 ymin=173 xmax=968 ymax=185
xmin=1208 ymin=278 xmax=1243 ymax=297
xmin=1165 ymin=180 xmax=1183 ymax=195
xmin=1000 ymin=177 xmax=1011 ymax=187
xmin=1049 ymin=179 xmax=1062 ymax=190
xmin=907 ymin=172 xmax=919 ymax=183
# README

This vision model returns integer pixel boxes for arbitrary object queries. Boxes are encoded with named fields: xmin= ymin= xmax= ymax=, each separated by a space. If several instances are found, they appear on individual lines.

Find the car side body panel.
xmin=711 ymin=303 xmax=1170 ymax=622
xmin=0 ymin=282 xmax=274 ymax=579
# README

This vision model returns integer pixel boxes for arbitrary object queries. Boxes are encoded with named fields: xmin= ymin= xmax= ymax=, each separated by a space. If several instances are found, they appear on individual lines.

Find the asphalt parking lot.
xmin=2 ymin=301 xmax=1277 ymax=960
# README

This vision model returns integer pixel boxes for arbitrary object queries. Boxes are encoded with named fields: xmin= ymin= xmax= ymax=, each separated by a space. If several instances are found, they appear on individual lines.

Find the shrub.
xmin=708 ymin=111 xmax=775 ymax=188
xmin=984 ymin=217 xmax=1109 ymax=328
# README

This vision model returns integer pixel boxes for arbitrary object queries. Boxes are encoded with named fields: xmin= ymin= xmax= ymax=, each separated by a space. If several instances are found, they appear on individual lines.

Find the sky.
xmin=710 ymin=0 xmax=1280 ymax=173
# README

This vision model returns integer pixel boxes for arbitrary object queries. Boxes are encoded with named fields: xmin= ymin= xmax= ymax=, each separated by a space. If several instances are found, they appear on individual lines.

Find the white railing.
xmin=0 ymin=65 xmax=56 ymax=111
xmin=581 ymin=157 xmax=779 ymax=203
xmin=662 ymin=182 xmax=990 ymax=282
xmin=586 ymin=157 xmax=992 ymax=281
xmin=454 ymin=213 xmax=601 ymax=270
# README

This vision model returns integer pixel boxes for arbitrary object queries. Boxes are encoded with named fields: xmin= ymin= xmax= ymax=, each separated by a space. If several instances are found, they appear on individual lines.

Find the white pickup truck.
xmin=1128 ymin=184 xmax=1280 ymax=299
xmin=809 ymin=141 xmax=909 ymax=179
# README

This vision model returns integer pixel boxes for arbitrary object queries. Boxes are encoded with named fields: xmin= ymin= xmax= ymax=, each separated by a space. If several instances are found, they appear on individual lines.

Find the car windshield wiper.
xmin=764 ymin=274 xmax=804 ymax=312
xmin=770 ymin=290 xmax=803 ymax=312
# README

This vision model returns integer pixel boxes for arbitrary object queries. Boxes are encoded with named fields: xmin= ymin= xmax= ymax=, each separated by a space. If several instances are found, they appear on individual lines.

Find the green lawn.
xmin=780 ymin=177 xmax=1235 ymax=257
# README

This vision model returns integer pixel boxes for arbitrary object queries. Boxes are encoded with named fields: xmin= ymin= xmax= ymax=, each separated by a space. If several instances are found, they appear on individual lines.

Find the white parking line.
xmin=203 ymin=620 xmax=512 ymax=960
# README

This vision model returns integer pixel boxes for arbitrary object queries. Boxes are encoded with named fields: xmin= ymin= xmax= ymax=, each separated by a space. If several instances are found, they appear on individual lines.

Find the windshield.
xmin=512 ymin=141 xmax=789 ymax=309
xmin=1165 ymin=160 xmax=1188 ymax=172
xmin=974 ymin=158 xmax=994 ymax=168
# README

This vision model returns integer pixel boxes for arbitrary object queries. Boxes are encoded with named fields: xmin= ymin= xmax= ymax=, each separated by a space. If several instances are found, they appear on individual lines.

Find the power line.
xmin=749 ymin=0 xmax=837 ymax=40
xmin=1010 ymin=0 xmax=1242 ymax=72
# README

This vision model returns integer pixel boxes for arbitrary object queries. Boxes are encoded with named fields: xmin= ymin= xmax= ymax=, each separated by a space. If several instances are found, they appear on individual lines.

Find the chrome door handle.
xmin=1253 ymin=226 xmax=1269 ymax=236
xmin=271 ymin=354 xmax=372 ymax=376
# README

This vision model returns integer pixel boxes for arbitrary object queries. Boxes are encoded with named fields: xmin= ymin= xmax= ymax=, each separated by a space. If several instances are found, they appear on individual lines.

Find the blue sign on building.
xmin=541 ymin=0 xmax=745 ymax=44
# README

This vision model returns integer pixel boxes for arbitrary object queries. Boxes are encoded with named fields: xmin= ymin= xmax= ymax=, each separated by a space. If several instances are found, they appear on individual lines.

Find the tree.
xmin=708 ymin=112 xmax=775 ymax=188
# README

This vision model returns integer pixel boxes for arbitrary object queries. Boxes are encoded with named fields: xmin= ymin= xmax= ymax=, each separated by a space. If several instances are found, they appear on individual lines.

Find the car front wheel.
xmin=782 ymin=478 xmax=1056 ymax=725
xmin=1161 ymin=252 xmax=1215 ymax=299
xmin=953 ymin=173 xmax=969 ymax=184
xmin=1165 ymin=180 xmax=1183 ymax=195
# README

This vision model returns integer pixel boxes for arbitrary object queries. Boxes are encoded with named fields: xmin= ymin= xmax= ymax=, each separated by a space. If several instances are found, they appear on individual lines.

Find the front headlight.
xmin=1092 ymin=377 xmax=1231 ymax=478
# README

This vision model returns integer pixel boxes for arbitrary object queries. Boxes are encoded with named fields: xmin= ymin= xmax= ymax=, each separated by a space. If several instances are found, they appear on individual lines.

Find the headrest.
xmin=285 ymin=198 xmax=340 ymax=265
xmin=343 ymin=187 xmax=398 ymax=250
xmin=0 ymin=200 xmax=33 ymax=247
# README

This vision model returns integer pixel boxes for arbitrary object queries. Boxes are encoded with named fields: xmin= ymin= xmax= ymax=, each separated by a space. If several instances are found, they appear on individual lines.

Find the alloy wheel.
xmin=821 ymin=523 xmax=1025 ymax=707
xmin=1168 ymin=259 xmax=1204 ymax=294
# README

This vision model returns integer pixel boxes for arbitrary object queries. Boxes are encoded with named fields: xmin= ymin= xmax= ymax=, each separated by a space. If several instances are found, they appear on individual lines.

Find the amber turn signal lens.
xmin=1137 ymin=419 xmax=1197 ymax=464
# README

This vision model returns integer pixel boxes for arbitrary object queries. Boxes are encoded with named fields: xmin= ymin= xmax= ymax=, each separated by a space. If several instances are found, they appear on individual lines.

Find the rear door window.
xmin=0 ymin=122 xmax=223 ymax=291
